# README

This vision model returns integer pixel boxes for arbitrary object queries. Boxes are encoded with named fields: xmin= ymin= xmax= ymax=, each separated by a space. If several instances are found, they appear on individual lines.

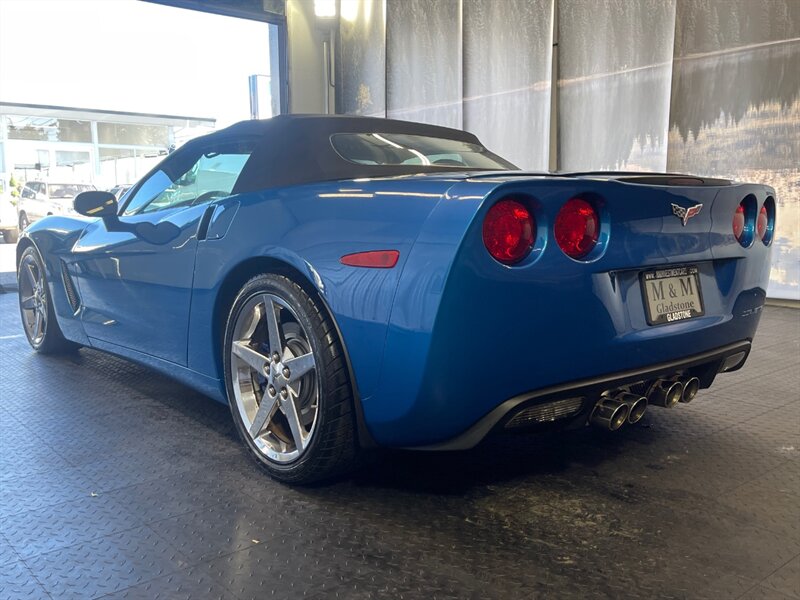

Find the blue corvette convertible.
xmin=17 ymin=115 xmax=774 ymax=483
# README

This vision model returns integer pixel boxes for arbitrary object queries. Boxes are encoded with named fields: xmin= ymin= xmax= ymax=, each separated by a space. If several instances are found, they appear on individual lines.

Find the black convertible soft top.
xmin=180 ymin=114 xmax=514 ymax=192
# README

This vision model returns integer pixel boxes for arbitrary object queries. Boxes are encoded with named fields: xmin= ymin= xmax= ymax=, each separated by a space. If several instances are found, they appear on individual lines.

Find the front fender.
xmin=18 ymin=215 xmax=93 ymax=346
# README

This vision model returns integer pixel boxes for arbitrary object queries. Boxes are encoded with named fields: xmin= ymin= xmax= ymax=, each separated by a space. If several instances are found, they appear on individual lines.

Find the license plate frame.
xmin=640 ymin=265 xmax=705 ymax=326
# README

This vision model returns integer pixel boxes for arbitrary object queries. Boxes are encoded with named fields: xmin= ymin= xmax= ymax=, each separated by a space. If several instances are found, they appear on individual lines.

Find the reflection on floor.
xmin=0 ymin=290 xmax=798 ymax=599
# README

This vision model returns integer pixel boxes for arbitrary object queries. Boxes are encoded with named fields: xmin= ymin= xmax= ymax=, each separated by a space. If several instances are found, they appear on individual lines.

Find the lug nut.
xmin=283 ymin=368 xmax=290 ymax=379
xmin=280 ymin=388 xmax=288 ymax=398
xmin=273 ymin=352 xmax=280 ymax=362
xmin=268 ymin=386 xmax=276 ymax=396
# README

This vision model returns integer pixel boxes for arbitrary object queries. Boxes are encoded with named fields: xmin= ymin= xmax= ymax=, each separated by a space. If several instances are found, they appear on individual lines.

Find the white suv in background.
xmin=17 ymin=181 xmax=96 ymax=230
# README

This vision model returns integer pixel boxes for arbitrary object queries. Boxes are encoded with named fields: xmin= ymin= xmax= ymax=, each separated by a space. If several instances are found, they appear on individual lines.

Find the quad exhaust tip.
xmin=590 ymin=397 xmax=630 ymax=431
xmin=616 ymin=392 xmax=648 ymax=424
xmin=681 ymin=377 xmax=700 ymax=403
xmin=648 ymin=379 xmax=684 ymax=408
xmin=589 ymin=376 xmax=698 ymax=431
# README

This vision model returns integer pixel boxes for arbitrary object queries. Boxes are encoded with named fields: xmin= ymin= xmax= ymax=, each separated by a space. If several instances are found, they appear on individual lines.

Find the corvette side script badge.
xmin=671 ymin=203 xmax=703 ymax=226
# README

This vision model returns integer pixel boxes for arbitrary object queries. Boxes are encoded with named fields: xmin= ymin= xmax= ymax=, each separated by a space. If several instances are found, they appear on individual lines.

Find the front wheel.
xmin=224 ymin=273 xmax=360 ymax=484
xmin=18 ymin=212 xmax=29 ymax=231
xmin=17 ymin=246 xmax=75 ymax=353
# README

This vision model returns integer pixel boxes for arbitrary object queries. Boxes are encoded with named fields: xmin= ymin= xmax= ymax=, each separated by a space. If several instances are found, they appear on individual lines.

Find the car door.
xmin=72 ymin=137 xmax=256 ymax=365
xmin=33 ymin=182 xmax=50 ymax=219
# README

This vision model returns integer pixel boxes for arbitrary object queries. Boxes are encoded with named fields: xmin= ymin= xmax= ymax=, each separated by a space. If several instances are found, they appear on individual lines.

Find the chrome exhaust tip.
xmin=590 ymin=397 xmax=630 ymax=431
xmin=648 ymin=379 xmax=684 ymax=408
xmin=615 ymin=392 xmax=648 ymax=424
xmin=680 ymin=377 xmax=700 ymax=403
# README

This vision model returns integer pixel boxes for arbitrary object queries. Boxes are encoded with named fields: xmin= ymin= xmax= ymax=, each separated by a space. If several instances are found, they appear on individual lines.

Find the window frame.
xmin=119 ymin=136 xmax=260 ymax=217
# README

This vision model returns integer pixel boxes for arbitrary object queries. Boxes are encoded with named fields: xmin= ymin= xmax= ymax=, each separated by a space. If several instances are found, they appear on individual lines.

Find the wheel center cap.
xmin=271 ymin=361 xmax=284 ymax=378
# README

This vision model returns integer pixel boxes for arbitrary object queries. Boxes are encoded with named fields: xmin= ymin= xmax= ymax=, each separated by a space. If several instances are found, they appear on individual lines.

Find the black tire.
xmin=17 ymin=245 xmax=76 ymax=354
xmin=224 ymin=273 xmax=360 ymax=484
xmin=18 ymin=212 xmax=29 ymax=231
xmin=3 ymin=228 xmax=19 ymax=243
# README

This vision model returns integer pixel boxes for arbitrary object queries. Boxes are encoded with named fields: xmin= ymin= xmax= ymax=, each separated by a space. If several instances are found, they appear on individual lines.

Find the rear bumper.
xmin=407 ymin=340 xmax=751 ymax=450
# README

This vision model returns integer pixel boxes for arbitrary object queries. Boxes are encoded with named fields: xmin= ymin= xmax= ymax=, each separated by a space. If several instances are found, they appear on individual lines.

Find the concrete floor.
xmin=0 ymin=277 xmax=798 ymax=599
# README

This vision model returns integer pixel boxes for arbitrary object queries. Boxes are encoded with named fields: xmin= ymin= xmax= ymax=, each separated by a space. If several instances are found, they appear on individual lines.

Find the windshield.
xmin=330 ymin=133 xmax=517 ymax=170
xmin=49 ymin=184 xmax=95 ymax=198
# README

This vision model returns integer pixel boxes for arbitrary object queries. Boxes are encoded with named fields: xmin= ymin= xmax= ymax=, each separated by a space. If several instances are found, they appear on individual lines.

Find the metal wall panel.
xmin=338 ymin=0 xmax=386 ymax=116
xmin=557 ymin=0 xmax=676 ymax=172
xmin=386 ymin=0 xmax=462 ymax=129
xmin=462 ymin=0 xmax=553 ymax=170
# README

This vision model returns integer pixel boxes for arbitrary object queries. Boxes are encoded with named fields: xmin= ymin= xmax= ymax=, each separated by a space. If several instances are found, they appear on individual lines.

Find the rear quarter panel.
xmin=187 ymin=176 xmax=466 ymax=401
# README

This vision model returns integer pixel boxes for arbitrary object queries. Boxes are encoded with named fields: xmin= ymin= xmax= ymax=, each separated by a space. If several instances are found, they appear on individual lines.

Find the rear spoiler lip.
xmin=466 ymin=170 xmax=735 ymax=186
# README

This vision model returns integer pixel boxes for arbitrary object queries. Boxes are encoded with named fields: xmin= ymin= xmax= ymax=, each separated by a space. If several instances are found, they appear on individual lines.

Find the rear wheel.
xmin=17 ymin=246 xmax=75 ymax=353
xmin=224 ymin=273 xmax=360 ymax=484
xmin=2 ymin=229 xmax=18 ymax=243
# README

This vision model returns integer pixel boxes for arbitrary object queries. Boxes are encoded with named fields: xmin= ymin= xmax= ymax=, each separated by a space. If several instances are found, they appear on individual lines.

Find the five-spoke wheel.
xmin=19 ymin=251 xmax=48 ymax=346
xmin=230 ymin=293 xmax=319 ymax=463
xmin=225 ymin=273 xmax=359 ymax=483
xmin=17 ymin=246 xmax=73 ymax=353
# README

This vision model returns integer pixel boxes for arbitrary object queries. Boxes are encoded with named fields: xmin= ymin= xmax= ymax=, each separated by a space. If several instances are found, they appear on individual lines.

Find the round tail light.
xmin=733 ymin=204 xmax=746 ymax=242
xmin=733 ymin=196 xmax=756 ymax=247
xmin=757 ymin=197 xmax=775 ymax=245
xmin=482 ymin=198 xmax=535 ymax=264
xmin=555 ymin=198 xmax=599 ymax=259
xmin=756 ymin=205 xmax=768 ymax=240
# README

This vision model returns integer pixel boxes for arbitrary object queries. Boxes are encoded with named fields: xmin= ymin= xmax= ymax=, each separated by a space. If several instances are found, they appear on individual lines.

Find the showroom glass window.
xmin=122 ymin=139 xmax=257 ymax=215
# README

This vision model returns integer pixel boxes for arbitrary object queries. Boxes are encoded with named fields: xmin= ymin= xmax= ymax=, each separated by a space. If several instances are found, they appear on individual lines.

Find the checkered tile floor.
xmin=1 ymin=287 xmax=798 ymax=599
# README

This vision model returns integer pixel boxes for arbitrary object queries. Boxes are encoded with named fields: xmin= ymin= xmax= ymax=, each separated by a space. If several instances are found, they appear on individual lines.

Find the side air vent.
xmin=505 ymin=397 xmax=584 ymax=429
xmin=60 ymin=260 xmax=81 ymax=313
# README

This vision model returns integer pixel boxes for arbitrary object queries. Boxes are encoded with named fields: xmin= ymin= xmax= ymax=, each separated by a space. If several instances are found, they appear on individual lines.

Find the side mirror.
xmin=74 ymin=191 xmax=118 ymax=218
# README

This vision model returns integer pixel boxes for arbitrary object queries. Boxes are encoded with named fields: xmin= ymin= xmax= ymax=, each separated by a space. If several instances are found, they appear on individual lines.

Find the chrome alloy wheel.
xmin=230 ymin=293 xmax=319 ymax=464
xmin=18 ymin=254 xmax=48 ymax=345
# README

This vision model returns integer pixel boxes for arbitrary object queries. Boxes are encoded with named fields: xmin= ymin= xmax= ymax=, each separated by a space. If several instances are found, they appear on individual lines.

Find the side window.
xmin=21 ymin=184 xmax=35 ymax=199
xmin=122 ymin=139 xmax=256 ymax=216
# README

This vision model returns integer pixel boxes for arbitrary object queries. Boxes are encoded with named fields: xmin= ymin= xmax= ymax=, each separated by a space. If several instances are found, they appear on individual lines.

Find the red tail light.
xmin=756 ymin=205 xmax=768 ymax=241
xmin=733 ymin=204 xmax=746 ymax=242
xmin=759 ymin=196 xmax=775 ymax=246
xmin=555 ymin=198 xmax=599 ymax=259
xmin=482 ymin=198 xmax=535 ymax=264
